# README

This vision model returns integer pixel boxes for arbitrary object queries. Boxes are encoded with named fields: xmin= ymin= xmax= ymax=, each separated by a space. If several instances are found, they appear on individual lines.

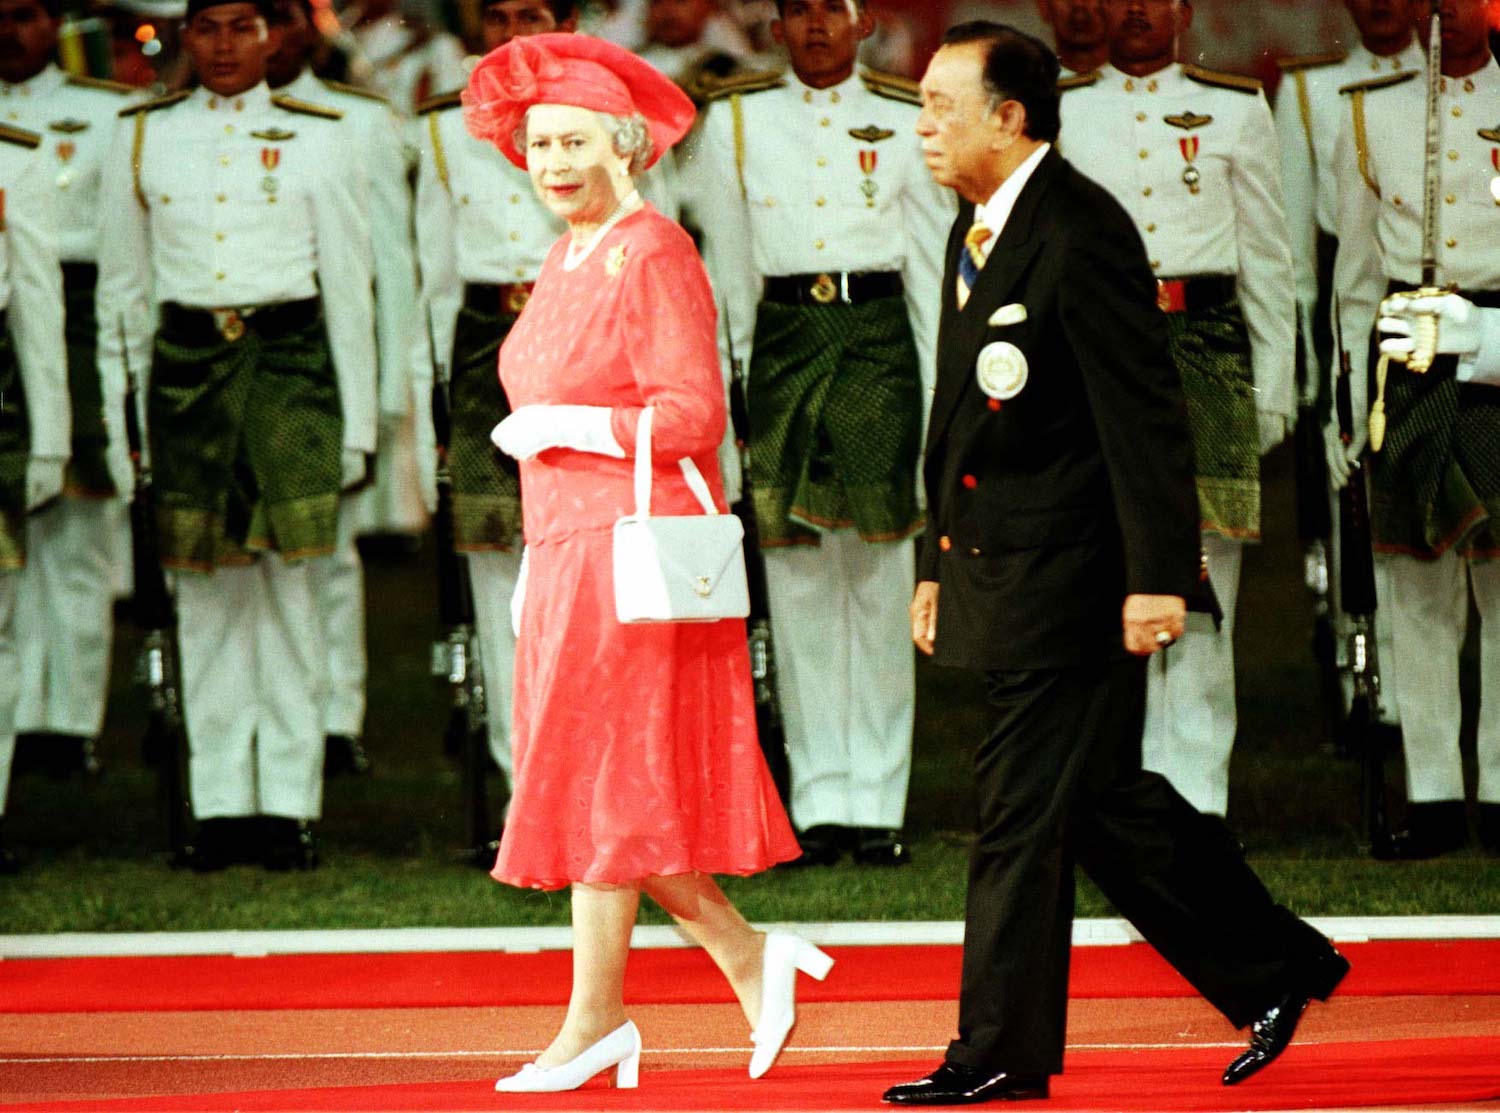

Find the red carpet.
xmin=3 ymin=939 xmax=1498 ymax=1013
xmin=10 ymin=1038 xmax=1500 ymax=1112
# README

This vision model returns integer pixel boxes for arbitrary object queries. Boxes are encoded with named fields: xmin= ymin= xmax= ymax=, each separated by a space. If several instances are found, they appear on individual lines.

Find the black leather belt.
xmin=61 ymin=262 xmax=98 ymax=291
xmin=159 ymin=297 xmax=320 ymax=345
xmin=762 ymin=271 xmax=903 ymax=307
xmin=1155 ymin=274 xmax=1237 ymax=314
xmin=464 ymin=281 xmax=534 ymax=316
xmin=1384 ymin=280 xmax=1500 ymax=309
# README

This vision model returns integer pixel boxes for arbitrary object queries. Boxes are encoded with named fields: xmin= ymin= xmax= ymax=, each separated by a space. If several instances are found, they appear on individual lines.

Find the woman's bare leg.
xmin=643 ymin=872 xmax=766 ymax=1028
xmin=536 ymin=881 xmax=640 ymax=1067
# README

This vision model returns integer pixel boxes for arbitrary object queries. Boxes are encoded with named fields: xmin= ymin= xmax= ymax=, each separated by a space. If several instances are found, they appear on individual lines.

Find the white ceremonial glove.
xmin=24 ymin=455 xmax=66 ymax=511
xmin=490 ymin=404 xmax=626 ymax=461
xmin=341 ymin=447 xmax=371 ymax=491
xmin=1257 ymin=411 xmax=1289 ymax=456
xmin=717 ymin=433 xmax=743 ymax=506
xmin=511 ymin=545 xmax=529 ymax=638
xmin=1323 ymin=419 xmax=1359 ymax=490
xmin=1378 ymin=292 xmax=1484 ymax=368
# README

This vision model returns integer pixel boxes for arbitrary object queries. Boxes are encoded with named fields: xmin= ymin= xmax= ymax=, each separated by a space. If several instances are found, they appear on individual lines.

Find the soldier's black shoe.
xmin=778 ymin=824 xmax=848 ymax=869
xmin=1374 ymin=800 xmax=1468 ymax=860
xmin=1223 ymin=947 xmax=1349 ymax=1086
xmin=1480 ymin=804 xmax=1500 ymax=854
xmin=0 ymin=819 xmax=21 ymax=875
xmin=182 ymin=818 xmax=247 ymax=872
xmin=262 ymin=818 xmax=320 ymax=871
xmin=323 ymin=734 xmax=372 ymax=777
xmin=883 ymin=1063 xmax=1049 ymax=1104
xmin=852 ymin=828 xmax=912 ymax=867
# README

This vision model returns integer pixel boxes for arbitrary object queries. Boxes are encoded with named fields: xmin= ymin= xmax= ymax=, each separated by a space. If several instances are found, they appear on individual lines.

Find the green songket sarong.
xmin=1164 ymin=299 xmax=1261 ymax=540
xmin=0 ymin=323 xmax=27 ymax=569
xmin=1370 ymin=334 xmax=1500 ymax=561
xmin=449 ymin=299 xmax=522 ymax=551
xmin=62 ymin=264 xmax=115 ymax=498
xmin=748 ymin=297 xmax=923 ymax=547
xmin=148 ymin=301 xmax=343 ymax=570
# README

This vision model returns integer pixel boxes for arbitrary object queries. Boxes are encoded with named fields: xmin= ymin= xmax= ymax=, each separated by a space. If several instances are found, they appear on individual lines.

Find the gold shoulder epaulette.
xmin=1276 ymin=51 xmax=1347 ymax=72
xmin=118 ymin=90 xmax=189 ymax=117
xmin=700 ymin=69 xmax=785 ymax=103
xmin=0 ymin=123 xmax=41 ymax=149
xmin=1181 ymin=63 xmax=1262 ymax=94
xmin=271 ymin=94 xmax=343 ymax=120
xmin=1339 ymin=70 xmax=1419 ymax=95
xmin=318 ymin=78 xmax=391 ymax=105
xmin=416 ymin=89 xmax=463 ymax=114
xmin=1058 ymin=71 xmax=1099 ymax=92
xmin=65 ymin=73 xmax=135 ymax=94
xmin=860 ymin=67 xmax=920 ymax=107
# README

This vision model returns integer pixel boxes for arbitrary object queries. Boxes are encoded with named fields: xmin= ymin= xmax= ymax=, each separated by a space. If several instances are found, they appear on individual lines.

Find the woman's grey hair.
xmin=513 ymin=109 xmax=655 ymax=176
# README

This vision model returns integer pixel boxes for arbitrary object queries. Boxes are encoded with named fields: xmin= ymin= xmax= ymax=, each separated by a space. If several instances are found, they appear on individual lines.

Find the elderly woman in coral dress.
xmin=464 ymin=33 xmax=832 ymax=1094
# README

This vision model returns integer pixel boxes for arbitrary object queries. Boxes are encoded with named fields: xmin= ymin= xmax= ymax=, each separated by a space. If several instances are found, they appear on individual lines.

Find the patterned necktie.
xmin=957 ymin=222 xmax=993 ymax=309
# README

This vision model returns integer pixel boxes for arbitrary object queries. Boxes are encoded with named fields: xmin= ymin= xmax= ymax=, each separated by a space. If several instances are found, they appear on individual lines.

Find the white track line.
xmin=3 ymin=916 xmax=1499 ymax=959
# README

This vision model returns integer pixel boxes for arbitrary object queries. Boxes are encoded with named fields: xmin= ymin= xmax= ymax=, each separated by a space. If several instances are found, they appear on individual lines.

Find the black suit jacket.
xmin=920 ymin=149 xmax=1203 ymax=670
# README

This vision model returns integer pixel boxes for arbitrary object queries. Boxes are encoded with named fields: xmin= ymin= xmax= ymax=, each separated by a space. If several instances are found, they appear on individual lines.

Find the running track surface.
xmin=2 ymin=941 xmax=1499 ymax=1111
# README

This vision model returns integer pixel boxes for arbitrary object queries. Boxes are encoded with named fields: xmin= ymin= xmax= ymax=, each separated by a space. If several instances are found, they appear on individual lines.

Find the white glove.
xmin=511 ymin=546 xmax=529 ymax=638
xmin=25 ymin=455 xmax=66 ymax=511
xmin=341 ymin=447 xmax=371 ymax=491
xmin=1378 ymin=292 xmax=1483 ymax=367
xmin=491 ymin=404 xmax=626 ymax=461
xmin=1323 ymin=419 xmax=1359 ymax=490
xmin=1256 ymin=411 xmax=1288 ymax=456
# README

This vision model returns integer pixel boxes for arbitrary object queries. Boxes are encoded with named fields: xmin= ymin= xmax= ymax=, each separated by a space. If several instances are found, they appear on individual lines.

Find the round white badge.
xmin=1491 ymin=175 xmax=1500 ymax=204
xmin=976 ymin=341 xmax=1029 ymax=401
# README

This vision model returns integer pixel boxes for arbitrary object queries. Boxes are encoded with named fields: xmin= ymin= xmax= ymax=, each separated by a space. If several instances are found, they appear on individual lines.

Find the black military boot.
xmin=182 ymin=818 xmax=245 ymax=872
xmin=1376 ymin=801 xmax=1468 ymax=860
xmin=324 ymin=734 xmax=371 ymax=777
xmin=0 ymin=817 xmax=21 ymax=874
xmin=262 ymin=818 xmax=320 ymax=871
xmin=1480 ymin=804 xmax=1500 ymax=855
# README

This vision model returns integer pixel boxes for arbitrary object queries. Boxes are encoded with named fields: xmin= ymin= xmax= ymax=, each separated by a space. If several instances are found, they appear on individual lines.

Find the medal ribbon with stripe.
xmin=859 ymin=148 xmax=878 ymax=208
xmin=261 ymin=147 xmax=280 ymax=196
xmin=1491 ymin=147 xmax=1500 ymax=205
xmin=1179 ymin=136 xmax=1201 ymax=194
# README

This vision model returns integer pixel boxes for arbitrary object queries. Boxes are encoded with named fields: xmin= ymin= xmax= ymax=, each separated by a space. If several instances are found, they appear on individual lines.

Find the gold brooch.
xmin=605 ymin=244 xmax=628 ymax=277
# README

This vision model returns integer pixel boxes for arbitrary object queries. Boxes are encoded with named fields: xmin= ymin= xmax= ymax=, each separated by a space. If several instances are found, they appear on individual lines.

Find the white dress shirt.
xmin=971 ymin=142 xmax=1052 ymax=261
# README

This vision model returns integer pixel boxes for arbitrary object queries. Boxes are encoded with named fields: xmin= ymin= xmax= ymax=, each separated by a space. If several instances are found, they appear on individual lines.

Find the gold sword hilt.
xmin=1369 ymin=284 xmax=1452 ymax=452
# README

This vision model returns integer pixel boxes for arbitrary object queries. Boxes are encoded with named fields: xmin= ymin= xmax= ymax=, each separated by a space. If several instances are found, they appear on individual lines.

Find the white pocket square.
xmin=988 ymin=303 xmax=1028 ymax=327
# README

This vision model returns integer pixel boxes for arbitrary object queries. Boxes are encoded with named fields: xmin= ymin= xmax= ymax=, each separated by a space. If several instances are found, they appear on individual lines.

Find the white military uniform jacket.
xmin=94 ymin=83 xmax=377 ymax=456
xmin=685 ymin=68 xmax=953 ymax=399
xmin=350 ymin=15 xmax=470 ymax=116
xmin=1061 ymin=63 xmax=1297 ymax=426
xmin=1274 ymin=41 xmax=1424 ymax=349
xmin=0 ymin=129 xmax=68 ymax=467
xmin=1332 ymin=59 xmax=1500 ymax=367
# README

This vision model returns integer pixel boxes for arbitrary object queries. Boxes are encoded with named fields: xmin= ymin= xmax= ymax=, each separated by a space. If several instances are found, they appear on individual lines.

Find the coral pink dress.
xmin=491 ymin=204 xmax=800 ymax=890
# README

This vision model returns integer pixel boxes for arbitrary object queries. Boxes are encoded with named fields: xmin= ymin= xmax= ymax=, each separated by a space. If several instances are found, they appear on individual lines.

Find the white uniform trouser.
xmin=350 ymin=412 xmax=429 ymax=536
xmin=14 ymin=498 xmax=125 ymax=737
xmin=306 ymin=500 xmax=365 ymax=737
xmin=764 ymin=531 xmax=914 ymax=831
xmin=1143 ymin=532 xmax=1242 ymax=817
xmin=466 ymin=549 xmax=520 ymax=782
xmin=176 ymin=553 xmax=327 ymax=820
xmin=0 ymin=574 xmax=17 ymax=817
xmin=1328 ymin=485 xmax=1402 ymax=724
xmin=1387 ymin=550 xmax=1500 ymax=804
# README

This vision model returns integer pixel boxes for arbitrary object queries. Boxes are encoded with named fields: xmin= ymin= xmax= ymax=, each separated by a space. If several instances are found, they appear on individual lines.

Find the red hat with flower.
xmin=463 ymin=33 xmax=696 ymax=171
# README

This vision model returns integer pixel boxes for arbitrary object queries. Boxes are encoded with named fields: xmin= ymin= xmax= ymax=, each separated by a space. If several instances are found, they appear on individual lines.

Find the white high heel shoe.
xmin=748 ymin=931 xmax=834 ymax=1079
xmin=494 ymin=1020 xmax=641 ymax=1093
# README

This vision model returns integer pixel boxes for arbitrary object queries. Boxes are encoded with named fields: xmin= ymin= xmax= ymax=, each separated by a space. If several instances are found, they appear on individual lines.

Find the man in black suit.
xmin=883 ymin=22 xmax=1349 ymax=1105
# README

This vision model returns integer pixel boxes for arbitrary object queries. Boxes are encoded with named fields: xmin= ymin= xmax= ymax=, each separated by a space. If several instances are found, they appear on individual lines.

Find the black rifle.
xmin=1335 ymin=345 xmax=1393 ymax=857
xmin=426 ymin=314 xmax=499 ymax=867
xmin=724 ymin=312 xmax=789 ymax=803
xmin=120 ymin=320 xmax=192 ymax=864
xmin=1293 ymin=329 xmax=1342 ymax=745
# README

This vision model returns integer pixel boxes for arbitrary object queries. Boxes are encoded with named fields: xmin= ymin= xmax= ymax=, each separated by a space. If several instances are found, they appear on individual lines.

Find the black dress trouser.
xmin=946 ymin=656 xmax=1336 ymax=1075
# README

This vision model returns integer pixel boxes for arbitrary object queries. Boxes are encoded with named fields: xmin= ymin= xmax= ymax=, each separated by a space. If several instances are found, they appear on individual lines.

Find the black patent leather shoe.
xmin=884 ymin=1063 xmax=1049 ymax=1105
xmin=1374 ymin=800 xmax=1467 ymax=860
xmin=1223 ymin=947 xmax=1350 ymax=1086
xmin=324 ymin=734 xmax=372 ymax=777
xmin=853 ymin=828 xmax=912 ymax=867
xmin=262 ymin=818 xmax=320 ymax=871
xmin=778 ymin=824 xmax=848 ymax=869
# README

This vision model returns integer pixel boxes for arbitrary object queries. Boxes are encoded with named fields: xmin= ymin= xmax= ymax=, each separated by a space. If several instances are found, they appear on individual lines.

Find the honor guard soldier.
xmin=1061 ymin=0 xmax=1297 ymax=818
xmin=1274 ymin=0 xmax=1421 ymax=727
xmin=1330 ymin=0 xmax=1500 ymax=858
xmin=96 ymin=0 xmax=377 ymax=870
xmin=343 ymin=0 xmax=470 ymax=116
xmin=269 ymin=0 xmax=423 ymax=776
xmin=1036 ymin=0 xmax=1107 ymax=79
xmin=686 ymin=0 xmax=953 ymax=866
xmin=412 ymin=0 xmax=579 ymax=790
xmin=0 ymin=0 xmax=134 ymax=780
xmin=0 ymin=122 xmax=68 ymax=872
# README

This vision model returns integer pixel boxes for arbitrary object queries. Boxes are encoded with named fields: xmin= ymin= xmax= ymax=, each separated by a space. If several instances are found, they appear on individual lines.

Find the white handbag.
xmin=613 ymin=407 xmax=750 ymax=624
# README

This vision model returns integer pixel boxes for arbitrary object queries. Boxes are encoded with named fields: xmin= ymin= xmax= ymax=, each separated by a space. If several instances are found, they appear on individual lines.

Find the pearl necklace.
xmin=563 ymin=189 xmax=643 ymax=272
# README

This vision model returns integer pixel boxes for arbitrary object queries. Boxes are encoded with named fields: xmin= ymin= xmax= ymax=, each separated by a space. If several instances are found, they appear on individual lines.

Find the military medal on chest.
xmin=1164 ymin=112 xmax=1211 ymax=195
xmin=54 ymin=139 xmax=75 ymax=190
xmin=1488 ymin=137 xmax=1500 ymax=205
xmin=849 ymin=125 xmax=892 ymax=210
xmin=261 ymin=146 xmax=280 ymax=195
